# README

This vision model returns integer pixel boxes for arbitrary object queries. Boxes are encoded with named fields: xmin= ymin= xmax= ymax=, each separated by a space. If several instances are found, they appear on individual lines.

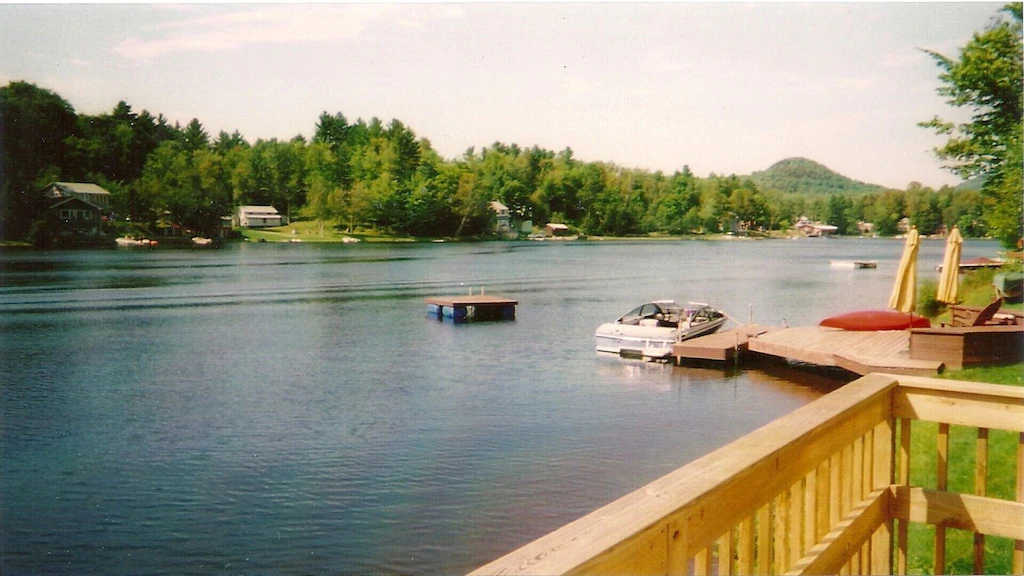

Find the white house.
xmin=236 ymin=205 xmax=284 ymax=228
xmin=489 ymin=201 xmax=511 ymax=233
xmin=794 ymin=216 xmax=838 ymax=237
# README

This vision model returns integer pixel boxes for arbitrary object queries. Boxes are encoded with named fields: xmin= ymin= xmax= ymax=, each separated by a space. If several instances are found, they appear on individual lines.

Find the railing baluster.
xmin=850 ymin=436 xmax=865 ymax=573
xmin=804 ymin=469 xmax=816 ymax=559
xmin=695 ymin=545 xmax=711 ymax=576
xmin=974 ymin=427 xmax=989 ymax=574
xmin=935 ymin=422 xmax=949 ymax=574
xmin=757 ymin=502 xmax=771 ymax=575
xmin=871 ymin=419 xmax=895 ymax=576
xmin=897 ymin=418 xmax=911 ymax=576
xmin=1014 ymin=431 xmax=1024 ymax=575
xmin=790 ymin=481 xmax=803 ymax=564
xmin=719 ymin=528 xmax=734 ymax=576
xmin=738 ymin=515 xmax=754 ymax=575
xmin=815 ymin=460 xmax=830 ymax=543
xmin=774 ymin=490 xmax=789 ymax=574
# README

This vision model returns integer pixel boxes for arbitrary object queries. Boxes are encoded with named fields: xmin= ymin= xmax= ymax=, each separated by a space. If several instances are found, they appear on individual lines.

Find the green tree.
xmin=0 ymin=81 xmax=78 ymax=239
xmin=825 ymin=194 xmax=854 ymax=235
xmin=920 ymin=4 xmax=1023 ymax=247
xmin=181 ymin=118 xmax=210 ymax=152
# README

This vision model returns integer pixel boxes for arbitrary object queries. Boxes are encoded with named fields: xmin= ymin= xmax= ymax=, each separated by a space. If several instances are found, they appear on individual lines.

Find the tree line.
xmin=0 ymin=81 xmax=993 ymax=244
xmin=2 ymin=2 xmax=1019 ymax=248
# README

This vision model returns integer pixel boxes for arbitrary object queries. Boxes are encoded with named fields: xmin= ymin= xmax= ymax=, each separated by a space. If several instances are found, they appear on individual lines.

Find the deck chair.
xmin=948 ymin=297 xmax=1004 ymax=327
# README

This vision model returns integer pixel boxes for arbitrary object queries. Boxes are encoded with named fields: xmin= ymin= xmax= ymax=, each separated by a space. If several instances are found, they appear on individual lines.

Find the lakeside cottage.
xmin=544 ymin=223 xmax=571 ymax=237
xmin=42 ymin=182 xmax=111 ymax=210
xmin=235 ymin=205 xmax=285 ymax=228
xmin=794 ymin=216 xmax=838 ymax=237
xmin=39 ymin=182 xmax=111 ymax=239
xmin=489 ymin=201 xmax=511 ymax=234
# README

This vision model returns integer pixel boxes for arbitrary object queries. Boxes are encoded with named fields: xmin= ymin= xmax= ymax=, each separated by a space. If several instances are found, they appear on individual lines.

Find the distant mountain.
xmin=955 ymin=175 xmax=985 ymax=191
xmin=749 ymin=157 xmax=887 ymax=195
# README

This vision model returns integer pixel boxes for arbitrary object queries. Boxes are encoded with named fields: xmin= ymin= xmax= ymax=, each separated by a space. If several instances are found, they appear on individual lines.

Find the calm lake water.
xmin=0 ymin=237 xmax=998 ymax=574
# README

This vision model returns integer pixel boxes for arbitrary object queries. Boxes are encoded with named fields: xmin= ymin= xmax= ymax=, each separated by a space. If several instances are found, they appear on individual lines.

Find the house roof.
xmin=46 ymin=182 xmax=112 ymax=197
xmin=50 ymin=196 xmax=101 ymax=210
xmin=489 ymin=201 xmax=509 ymax=212
xmin=238 ymin=205 xmax=280 ymax=214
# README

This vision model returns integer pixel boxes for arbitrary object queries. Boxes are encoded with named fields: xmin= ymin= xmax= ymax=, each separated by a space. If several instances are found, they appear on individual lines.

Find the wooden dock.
xmin=671 ymin=325 xmax=779 ymax=363
xmin=425 ymin=295 xmax=517 ymax=322
xmin=747 ymin=326 xmax=944 ymax=376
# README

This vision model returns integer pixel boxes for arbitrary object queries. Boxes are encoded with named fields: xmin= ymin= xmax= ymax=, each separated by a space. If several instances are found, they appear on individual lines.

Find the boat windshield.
xmin=617 ymin=302 xmax=682 ymax=326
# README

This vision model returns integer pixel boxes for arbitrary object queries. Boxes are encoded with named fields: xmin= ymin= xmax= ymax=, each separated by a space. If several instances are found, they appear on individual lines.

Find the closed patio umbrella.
xmin=936 ymin=226 xmax=963 ymax=304
xmin=888 ymin=227 xmax=920 ymax=313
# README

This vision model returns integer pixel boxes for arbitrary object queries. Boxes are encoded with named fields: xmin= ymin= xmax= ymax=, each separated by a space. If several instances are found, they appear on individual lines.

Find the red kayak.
xmin=819 ymin=310 xmax=931 ymax=331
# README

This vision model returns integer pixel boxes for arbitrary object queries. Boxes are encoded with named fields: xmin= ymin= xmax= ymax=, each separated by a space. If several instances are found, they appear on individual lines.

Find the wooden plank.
xmin=789 ymin=481 xmax=803 ymax=565
xmin=757 ymin=504 xmax=771 ymax=576
xmin=893 ymin=387 xmax=1024 ymax=432
xmin=891 ymin=486 xmax=1024 ymax=540
xmin=775 ymin=490 xmax=790 ymax=574
xmin=897 ymin=419 xmax=911 ymax=575
xmin=935 ymin=423 xmax=950 ymax=574
xmin=720 ymin=529 xmax=735 ymax=576
xmin=786 ymin=489 xmax=890 ymax=576
xmin=737 ymin=515 xmax=755 ymax=575
xmin=872 ymin=420 xmax=894 ymax=575
xmin=834 ymin=354 xmax=944 ymax=377
xmin=672 ymin=325 xmax=779 ymax=362
xmin=749 ymin=327 xmax=914 ymax=370
xmin=1015 ymin=432 xmax=1024 ymax=575
xmin=815 ymin=461 xmax=830 ymax=542
xmin=975 ymin=428 xmax=989 ymax=574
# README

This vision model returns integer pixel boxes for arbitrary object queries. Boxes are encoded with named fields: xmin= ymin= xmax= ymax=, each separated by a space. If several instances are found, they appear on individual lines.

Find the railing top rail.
xmin=889 ymin=373 xmax=1024 ymax=401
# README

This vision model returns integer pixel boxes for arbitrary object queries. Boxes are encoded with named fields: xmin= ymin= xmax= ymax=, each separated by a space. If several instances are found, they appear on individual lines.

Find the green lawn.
xmin=237 ymin=220 xmax=419 ymax=243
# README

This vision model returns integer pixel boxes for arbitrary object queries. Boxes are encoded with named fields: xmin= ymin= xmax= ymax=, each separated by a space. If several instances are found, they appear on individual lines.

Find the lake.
xmin=0 ymin=237 xmax=996 ymax=574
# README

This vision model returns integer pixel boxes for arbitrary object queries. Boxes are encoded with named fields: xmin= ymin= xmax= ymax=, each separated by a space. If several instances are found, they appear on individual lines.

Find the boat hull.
xmin=819 ymin=310 xmax=931 ymax=331
xmin=595 ymin=317 xmax=726 ymax=358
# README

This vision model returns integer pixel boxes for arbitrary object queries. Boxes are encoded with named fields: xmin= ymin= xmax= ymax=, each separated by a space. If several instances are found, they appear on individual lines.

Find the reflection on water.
xmin=0 ymin=239 xmax=999 ymax=574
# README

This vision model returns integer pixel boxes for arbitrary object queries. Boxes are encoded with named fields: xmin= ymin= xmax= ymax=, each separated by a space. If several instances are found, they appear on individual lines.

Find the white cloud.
xmin=112 ymin=4 xmax=456 ymax=62
xmin=879 ymin=51 xmax=926 ymax=70
xmin=640 ymin=49 xmax=685 ymax=74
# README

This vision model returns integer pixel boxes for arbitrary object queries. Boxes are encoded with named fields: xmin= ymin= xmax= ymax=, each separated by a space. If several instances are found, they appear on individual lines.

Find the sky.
xmin=0 ymin=2 xmax=1009 ymax=189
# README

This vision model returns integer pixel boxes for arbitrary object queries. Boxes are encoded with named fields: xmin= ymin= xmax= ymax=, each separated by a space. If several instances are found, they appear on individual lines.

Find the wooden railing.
xmin=469 ymin=374 xmax=1024 ymax=575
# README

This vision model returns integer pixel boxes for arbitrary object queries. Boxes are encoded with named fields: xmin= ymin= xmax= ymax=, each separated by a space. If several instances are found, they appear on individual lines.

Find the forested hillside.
xmin=0 ymin=81 xmax=990 ymax=244
xmin=749 ymin=158 xmax=885 ymax=196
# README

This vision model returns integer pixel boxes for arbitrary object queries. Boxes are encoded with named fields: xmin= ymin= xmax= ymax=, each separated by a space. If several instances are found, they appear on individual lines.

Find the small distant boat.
xmin=191 ymin=236 xmax=213 ymax=246
xmin=830 ymin=260 xmax=877 ymax=269
xmin=820 ymin=310 xmax=930 ymax=331
xmin=342 ymin=237 xmax=361 ymax=243
xmin=115 ymin=236 xmax=156 ymax=247
xmin=595 ymin=300 xmax=727 ymax=359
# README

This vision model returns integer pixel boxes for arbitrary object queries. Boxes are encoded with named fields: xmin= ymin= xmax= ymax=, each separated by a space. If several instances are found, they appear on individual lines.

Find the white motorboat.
xmin=595 ymin=300 xmax=727 ymax=359
xmin=115 ymin=236 xmax=156 ymax=247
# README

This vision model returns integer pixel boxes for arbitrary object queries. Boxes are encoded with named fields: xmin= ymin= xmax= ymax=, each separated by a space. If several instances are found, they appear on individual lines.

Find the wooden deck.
xmin=671 ymin=325 xmax=780 ymax=363
xmin=747 ymin=326 xmax=945 ymax=376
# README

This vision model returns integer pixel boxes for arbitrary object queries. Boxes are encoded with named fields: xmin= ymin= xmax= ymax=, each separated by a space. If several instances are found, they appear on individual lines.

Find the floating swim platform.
xmin=425 ymin=295 xmax=517 ymax=323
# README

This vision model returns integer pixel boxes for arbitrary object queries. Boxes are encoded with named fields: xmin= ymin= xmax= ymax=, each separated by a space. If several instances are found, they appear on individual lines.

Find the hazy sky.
xmin=1 ymin=2 xmax=1007 ymax=189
